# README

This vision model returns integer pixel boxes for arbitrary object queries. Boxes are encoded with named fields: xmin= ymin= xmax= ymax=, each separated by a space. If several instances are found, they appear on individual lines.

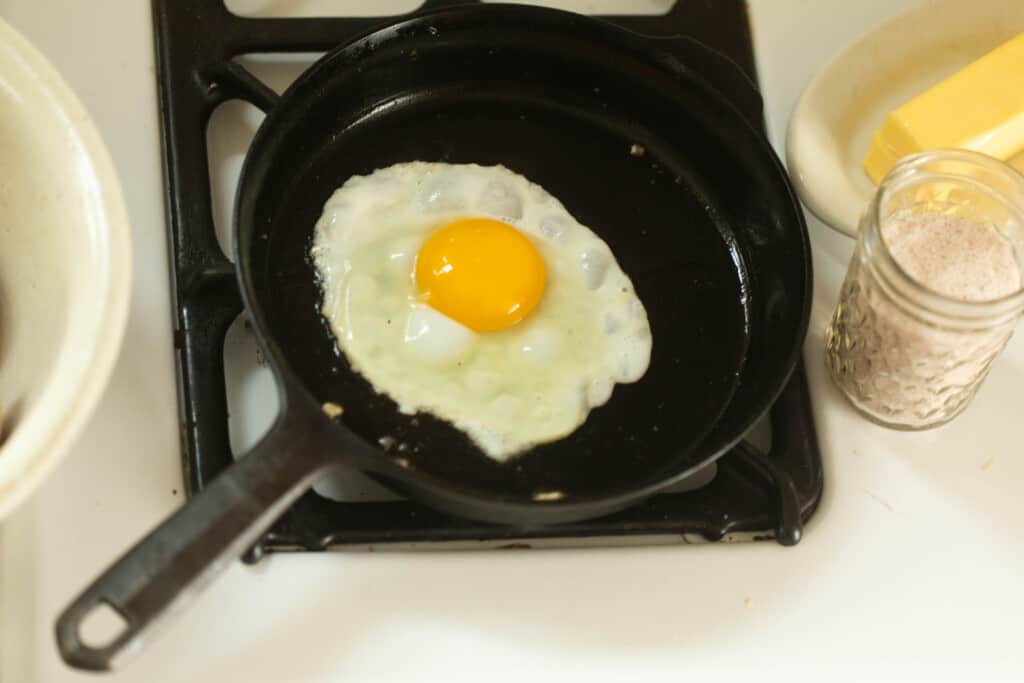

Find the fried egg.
xmin=311 ymin=162 xmax=651 ymax=460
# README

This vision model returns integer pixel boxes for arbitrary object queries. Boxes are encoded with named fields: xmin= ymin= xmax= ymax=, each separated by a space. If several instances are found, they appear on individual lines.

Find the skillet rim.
xmin=233 ymin=2 xmax=812 ymax=519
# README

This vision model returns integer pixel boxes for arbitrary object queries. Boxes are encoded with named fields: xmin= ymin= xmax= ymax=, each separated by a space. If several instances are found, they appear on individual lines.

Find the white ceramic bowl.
xmin=0 ymin=19 xmax=131 ymax=519
xmin=786 ymin=0 xmax=1024 ymax=237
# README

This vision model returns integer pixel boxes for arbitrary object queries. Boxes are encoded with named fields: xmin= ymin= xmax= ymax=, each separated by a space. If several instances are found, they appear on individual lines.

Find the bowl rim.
xmin=0 ymin=17 xmax=132 ymax=520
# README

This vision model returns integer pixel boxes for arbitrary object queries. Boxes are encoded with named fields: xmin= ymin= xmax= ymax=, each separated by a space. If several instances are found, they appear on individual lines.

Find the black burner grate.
xmin=152 ymin=0 xmax=823 ymax=557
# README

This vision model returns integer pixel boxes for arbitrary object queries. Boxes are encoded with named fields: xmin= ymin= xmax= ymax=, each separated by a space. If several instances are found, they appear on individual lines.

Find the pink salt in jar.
xmin=825 ymin=150 xmax=1024 ymax=429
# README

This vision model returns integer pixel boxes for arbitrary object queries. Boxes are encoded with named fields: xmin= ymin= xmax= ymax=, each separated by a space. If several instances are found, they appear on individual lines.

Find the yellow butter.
xmin=863 ymin=32 xmax=1024 ymax=183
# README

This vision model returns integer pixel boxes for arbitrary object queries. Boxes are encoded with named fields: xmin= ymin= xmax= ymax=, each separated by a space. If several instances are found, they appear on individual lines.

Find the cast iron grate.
xmin=152 ymin=0 xmax=823 ymax=557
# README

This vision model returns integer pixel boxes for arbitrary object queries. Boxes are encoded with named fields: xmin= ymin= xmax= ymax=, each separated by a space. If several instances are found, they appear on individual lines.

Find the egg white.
xmin=311 ymin=162 xmax=652 ymax=460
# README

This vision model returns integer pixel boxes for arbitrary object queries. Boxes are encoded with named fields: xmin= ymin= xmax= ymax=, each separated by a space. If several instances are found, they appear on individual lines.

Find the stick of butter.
xmin=863 ymin=32 xmax=1024 ymax=183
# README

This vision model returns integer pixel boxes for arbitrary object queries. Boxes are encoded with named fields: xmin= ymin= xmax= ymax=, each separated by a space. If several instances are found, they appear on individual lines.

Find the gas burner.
xmin=153 ymin=0 xmax=823 ymax=557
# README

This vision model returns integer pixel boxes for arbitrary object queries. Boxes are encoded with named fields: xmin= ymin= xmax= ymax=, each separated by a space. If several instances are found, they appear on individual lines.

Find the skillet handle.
xmin=55 ymin=410 xmax=338 ymax=671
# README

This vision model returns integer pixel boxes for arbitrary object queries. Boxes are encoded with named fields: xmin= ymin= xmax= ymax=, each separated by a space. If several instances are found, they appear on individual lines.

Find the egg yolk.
xmin=415 ymin=218 xmax=546 ymax=332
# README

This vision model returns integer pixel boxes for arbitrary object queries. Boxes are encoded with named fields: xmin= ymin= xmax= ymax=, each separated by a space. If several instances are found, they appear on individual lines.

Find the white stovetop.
xmin=1 ymin=1 xmax=1022 ymax=681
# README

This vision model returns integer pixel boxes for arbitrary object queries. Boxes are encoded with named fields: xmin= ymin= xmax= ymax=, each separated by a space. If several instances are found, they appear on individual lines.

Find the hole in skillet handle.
xmin=78 ymin=602 xmax=130 ymax=650
xmin=56 ymin=597 xmax=135 ymax=672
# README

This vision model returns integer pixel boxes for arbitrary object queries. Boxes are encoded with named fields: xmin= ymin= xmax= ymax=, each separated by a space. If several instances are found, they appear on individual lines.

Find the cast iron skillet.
xmin=57 ymin=4 xmax=810 ymax=670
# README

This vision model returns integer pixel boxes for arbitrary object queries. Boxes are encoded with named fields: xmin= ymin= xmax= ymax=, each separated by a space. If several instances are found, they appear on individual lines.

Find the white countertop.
xmin=2 ymin=1 xmax=1022 ymax=681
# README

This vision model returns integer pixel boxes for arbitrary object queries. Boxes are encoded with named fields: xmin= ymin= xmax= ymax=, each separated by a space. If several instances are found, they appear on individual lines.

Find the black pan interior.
xmin=237 ymin=7 xmax=805 ymax=508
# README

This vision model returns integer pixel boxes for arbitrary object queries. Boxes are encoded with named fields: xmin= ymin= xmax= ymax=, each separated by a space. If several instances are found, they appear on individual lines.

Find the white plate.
xmin=785 ymin=0 xmax=1024 ymax=237
xmin=0 ymin=19 xmax=132 ymax=519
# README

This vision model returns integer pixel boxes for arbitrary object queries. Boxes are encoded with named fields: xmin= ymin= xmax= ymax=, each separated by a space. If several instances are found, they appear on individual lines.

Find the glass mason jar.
xmin=825 ymin=150 xmax=1024 ymax=429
